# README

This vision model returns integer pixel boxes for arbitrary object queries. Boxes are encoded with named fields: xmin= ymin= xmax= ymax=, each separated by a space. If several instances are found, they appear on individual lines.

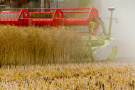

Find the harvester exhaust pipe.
xmin=108 ymin=7 xmax=115 ymax=40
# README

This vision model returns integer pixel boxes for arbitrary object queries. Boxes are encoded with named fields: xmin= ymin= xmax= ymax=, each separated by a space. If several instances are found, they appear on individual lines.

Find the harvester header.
xmin=0 ymin=8 xmax=99 ymax=35
xmin=0 ymin=7 xmax=117 ymax=61
xmin=0 ymin=8 xmax=98 ymax=26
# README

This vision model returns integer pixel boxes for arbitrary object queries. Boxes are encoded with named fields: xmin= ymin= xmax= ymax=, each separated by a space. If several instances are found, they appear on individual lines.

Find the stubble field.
xmin=0 ymin=63 xmax=135 ymax=90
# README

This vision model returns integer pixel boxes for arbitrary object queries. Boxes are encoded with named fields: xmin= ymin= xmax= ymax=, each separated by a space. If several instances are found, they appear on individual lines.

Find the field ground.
xmin=0 ymin=62 xmax=135 ymax=90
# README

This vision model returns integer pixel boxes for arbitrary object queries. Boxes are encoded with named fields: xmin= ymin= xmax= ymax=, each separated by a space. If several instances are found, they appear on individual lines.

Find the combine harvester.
xmin=0 ymin=7 xmax=117 ymax=61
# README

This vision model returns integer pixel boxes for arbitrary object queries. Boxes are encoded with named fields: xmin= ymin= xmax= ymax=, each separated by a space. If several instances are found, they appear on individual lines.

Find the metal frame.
xmin=0 ymin=8 xmax=98 ymax=28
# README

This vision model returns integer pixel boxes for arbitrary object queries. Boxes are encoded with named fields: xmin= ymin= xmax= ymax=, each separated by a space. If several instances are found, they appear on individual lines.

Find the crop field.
xmin=0 ymin=63 xmax=135 ymax=90
xmin=0 ymin=25 xmax=134 ymax=90
xmin=0 ymin=25 xmax=86 ymax=66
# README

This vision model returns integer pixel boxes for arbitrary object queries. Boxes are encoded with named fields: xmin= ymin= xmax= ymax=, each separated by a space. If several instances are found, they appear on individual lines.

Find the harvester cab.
xmin=0 ymin=7 xmax=117 ymax=61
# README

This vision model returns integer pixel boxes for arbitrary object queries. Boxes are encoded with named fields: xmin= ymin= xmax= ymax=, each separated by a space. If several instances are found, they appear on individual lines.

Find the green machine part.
xmin=88 ymin=22 xmax=95 ymax=62
xmin=87 ymin=7 xmax=117 ymax=61
xmin=108 ymin=46 xmax=117 ymax=60
xmin=88 ymin=21 xmax=117 ymax=61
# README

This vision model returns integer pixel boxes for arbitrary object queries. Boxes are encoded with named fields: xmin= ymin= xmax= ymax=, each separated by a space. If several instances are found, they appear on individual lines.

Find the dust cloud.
xmin=85 ymin=0 xmax=135 ymax=61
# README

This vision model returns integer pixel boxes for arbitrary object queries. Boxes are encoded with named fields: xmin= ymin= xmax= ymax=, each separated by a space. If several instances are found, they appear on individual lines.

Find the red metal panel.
xmin=0 ymin=8 xmax=99 ymax=35
xmin=29 ymin=18 xmax=89 ymax=26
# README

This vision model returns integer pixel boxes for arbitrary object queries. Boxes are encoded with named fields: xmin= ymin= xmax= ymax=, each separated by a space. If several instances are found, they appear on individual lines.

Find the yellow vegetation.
xmin=0 ymin=25 xmax=86 ymax=66
xmin=0 ymin=63 xmax=135 ymax=90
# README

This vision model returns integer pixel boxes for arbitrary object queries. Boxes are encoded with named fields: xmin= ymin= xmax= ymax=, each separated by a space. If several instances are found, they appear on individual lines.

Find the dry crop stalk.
xmin=0 ymin=63 xmax=134 ymax=89
xmin=0 ymin=25 xmax=86 ymax=66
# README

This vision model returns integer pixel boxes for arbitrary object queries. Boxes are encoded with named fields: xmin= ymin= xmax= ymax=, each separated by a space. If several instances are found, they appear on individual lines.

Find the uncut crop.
xmin=0 ymin=63 xmax=135 ymax=90
xmin=0 ymin=25 xmax=86 ymax=66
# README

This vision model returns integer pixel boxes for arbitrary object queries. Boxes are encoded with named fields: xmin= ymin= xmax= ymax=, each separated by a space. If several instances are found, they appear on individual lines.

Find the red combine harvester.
xmin=0 ymin=7 xmax=117 ymax=61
